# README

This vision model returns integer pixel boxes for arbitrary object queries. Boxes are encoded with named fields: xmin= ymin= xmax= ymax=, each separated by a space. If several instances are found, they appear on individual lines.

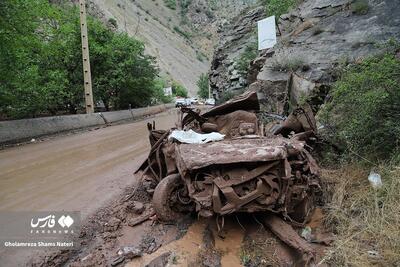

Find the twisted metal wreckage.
xmin=136 ymin=91 xmax=323 ymax=262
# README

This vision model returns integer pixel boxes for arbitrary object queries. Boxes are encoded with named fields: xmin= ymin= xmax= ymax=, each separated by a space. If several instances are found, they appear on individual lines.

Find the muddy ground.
xmin=27 ymin=179 xmax=331 ymax=267
xmin=0 ymin=110 xmax=179 ymax=266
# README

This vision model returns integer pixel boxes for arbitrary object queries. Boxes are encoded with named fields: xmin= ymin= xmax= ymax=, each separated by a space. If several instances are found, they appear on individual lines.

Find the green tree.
xmin=0 ymin=0 xmax=55 ymax=117
xmin=152 ymin=78 xmax=173 ymax=104
xmin=0 ymin=0 xmax=160 ymax=118
xmin=172 ymin=81 xmax=188 ymax=97
xmin=196 ymin=73 xmax=209 ymax=99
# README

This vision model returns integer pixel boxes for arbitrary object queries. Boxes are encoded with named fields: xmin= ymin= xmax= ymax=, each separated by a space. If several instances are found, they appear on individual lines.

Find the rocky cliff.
xmin=210 ymin=0 xmax=400 ymax=112
xmin=209 ymin=6 xmax=265 ymax=98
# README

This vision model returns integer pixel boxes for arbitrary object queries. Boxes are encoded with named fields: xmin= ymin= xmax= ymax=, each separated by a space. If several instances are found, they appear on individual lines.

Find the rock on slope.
xmin=210 ymin=0 xmax=400 ymax=111
xmin=209 ymin=6 xmax=265 ymax=98
xmin=84 ymin=0 xmax=257 ymax=95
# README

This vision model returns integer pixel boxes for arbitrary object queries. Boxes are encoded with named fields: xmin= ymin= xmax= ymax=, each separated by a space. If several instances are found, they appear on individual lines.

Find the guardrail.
xmin=0 ymin=103 xmax=175 ymax=144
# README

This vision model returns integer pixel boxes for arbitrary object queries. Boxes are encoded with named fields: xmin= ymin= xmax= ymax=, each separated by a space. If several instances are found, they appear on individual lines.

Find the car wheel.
xmin=152 ymin=173 xmax=193 ymax=222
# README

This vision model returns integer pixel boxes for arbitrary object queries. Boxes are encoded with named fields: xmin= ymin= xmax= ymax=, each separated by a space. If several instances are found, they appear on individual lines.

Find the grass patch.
xmin=196 ymin=51 xmax=207 ymax=62
xmin=173 ymin=26 xmax=191 ymax=40
xmin=351 ymin=0 xmax=369 ymax=15
xmin=271 ymin=55 xmax=305 ymax=71
xmin=322 ymin=161 xmax=400 ymax=266
xmin=217 ymin=89 xmax=245 ymax=105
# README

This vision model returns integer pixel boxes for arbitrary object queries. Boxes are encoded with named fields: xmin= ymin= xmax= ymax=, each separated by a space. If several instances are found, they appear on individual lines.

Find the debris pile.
xmin=136 ymin=91 xmax=324 ymax=262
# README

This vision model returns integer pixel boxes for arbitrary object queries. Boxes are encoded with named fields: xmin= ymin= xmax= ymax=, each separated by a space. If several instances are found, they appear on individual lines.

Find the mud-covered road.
xmin=0 ymin=110 xmax=177 ymax=215
xmin=0 ymin=109 xmax=178 ymax=266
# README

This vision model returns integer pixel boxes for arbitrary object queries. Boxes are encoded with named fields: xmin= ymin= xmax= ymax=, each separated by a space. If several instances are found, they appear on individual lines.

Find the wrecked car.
xmin=136 ymin=91 xmax=321 ymax=226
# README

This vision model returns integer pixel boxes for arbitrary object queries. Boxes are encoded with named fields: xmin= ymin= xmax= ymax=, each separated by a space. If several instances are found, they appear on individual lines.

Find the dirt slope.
xmin=87 ymin=0 xmax=257 ymax=95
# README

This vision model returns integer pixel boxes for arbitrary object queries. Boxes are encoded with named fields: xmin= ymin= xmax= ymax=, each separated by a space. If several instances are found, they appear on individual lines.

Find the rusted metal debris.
xmin=264 ymin=214 xmax=315 ymax=265
xmin=136 ymin=91 xmax=322 ymax=256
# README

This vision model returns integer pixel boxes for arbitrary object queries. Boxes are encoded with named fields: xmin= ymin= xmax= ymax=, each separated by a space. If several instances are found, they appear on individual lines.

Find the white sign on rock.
xmin=257 ymin=16 xmax=277 ymax=50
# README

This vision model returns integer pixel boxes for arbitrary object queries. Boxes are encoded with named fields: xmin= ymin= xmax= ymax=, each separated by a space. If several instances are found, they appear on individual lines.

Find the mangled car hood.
xmin=175 ymin=136 xmax=305 ymax=171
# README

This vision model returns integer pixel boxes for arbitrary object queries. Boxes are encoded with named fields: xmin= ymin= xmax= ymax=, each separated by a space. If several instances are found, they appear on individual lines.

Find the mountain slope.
xmin=86 ymin=0 xmax=257 ymax=95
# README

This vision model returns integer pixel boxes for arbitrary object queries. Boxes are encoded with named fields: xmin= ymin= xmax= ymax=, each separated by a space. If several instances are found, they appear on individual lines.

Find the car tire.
xmin=152 ymin=173 xmax=188 ymax=222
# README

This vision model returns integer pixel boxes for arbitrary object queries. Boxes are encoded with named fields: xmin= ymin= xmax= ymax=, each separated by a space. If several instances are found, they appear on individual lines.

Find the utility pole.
xmin=79 ymin=0 xmax=94 ymax=113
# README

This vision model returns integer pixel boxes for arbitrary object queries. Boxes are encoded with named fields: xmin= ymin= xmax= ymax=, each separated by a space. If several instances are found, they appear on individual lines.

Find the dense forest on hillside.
xmin=0 ymin=0 xmax=186 ymax=120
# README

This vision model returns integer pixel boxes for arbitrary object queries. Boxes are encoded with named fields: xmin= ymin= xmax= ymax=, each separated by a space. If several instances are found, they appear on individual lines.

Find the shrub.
xmin=196 ymin=51 xmax=207 ymax=62
xmin=163 ymin=0 xmax=176 ymax=10
xmin=236 ymin=42 xmax=258 ymax=73
xmin=196 ymin=73 xmax=209 ymax=99
xmin=108 ymin=18 xmax=118 ymax=29
xmin=179 ymin=0 xmax=192 ymax=17
xmin=351 ymin=0 xmax=369 ymax=15
xmin=319 ymin=44 xmax=400 ymax=160
xmin=217 ymin=89 xmax=245 ymax=104
xmin=172 ymin=81 xmax=188 ymax=97
xmin=259 ymin=0 xmax=297 ymax=18
xmin=173 ymin=26 xmax=191 ymax=40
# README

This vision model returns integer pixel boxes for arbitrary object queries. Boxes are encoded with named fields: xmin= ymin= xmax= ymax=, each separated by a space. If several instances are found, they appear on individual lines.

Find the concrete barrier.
xmin=0 ymin=104 xmax=175 ymax=144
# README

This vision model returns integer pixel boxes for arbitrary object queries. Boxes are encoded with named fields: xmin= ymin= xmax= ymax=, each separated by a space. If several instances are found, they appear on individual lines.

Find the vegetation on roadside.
xmin=196 ymin=74 xmax=209 ymax=99
xmin=318 ymin=40 xmax=400 ymax=266
xmin=0 ymin=0 xmax=164 ymax=120
xmin=172 ymin=81 xmax=188 ymax=98
xmin=319 ymin=40 xmax=400 ymax=160
xmin=323 ymin=162 xmax=400 ymax=266
xmin=152 ymin=78 xmax=174 ymax=104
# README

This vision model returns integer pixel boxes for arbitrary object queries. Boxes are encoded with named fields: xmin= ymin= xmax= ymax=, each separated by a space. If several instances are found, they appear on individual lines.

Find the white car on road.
xmin=205 ymin=98 xmax=215 ymax=106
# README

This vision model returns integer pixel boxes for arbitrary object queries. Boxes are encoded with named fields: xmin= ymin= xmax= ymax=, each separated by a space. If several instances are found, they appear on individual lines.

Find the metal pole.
xmin=79 ymin=0 xmax=94 ymax=113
